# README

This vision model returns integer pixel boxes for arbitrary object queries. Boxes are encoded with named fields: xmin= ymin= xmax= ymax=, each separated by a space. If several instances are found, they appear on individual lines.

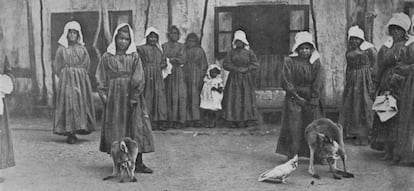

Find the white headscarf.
xmin=106 ymin=23 xmax=137 ymax=55
xmin=139 ymin=27 xmax=162 ymax=50
xmin=232 ymin=30 xmax=250 ymax=50
xmin=289 ymin=31 xmax=320 ymax=64
xmin=58 ymin=21 xmax=85 ymax=48
xmin=383 ymin=13 xmax=411 ymax=48
xmin=348 ymin=26 xmax=374 ymax=51
xmin=139 ymin=27 xmax=172 ymax=78
xmin=206 ymin=64 xmax=222 ymax=79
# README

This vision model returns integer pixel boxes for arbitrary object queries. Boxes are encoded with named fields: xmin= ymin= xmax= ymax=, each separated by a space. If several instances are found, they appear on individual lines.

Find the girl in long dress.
xmin=370 ymin=13 xmax=411 ymax=160
xmin=0 ymin=26 xmax=15 ymax=169
xmin=183 ymin=33 xmax=208 ymax=127
xmin=162 ymin=26 xmax=187 ymax=128
xmin=137 ymin=27 xmax=168 ymax=131
xmin=390 ymin=15 xmax=414 ymax=165
xmin=222 ymin=30 xmax=259 ymax=128
xmin=96 ymin=24 xmax=154 ymax=173
xmin=338 ymin=26 xmax=377 ymax=145
xmin=276 ymin=32 xmax=324 ymax=159
xmin=53 ymin=21 xmax=96 ymax=144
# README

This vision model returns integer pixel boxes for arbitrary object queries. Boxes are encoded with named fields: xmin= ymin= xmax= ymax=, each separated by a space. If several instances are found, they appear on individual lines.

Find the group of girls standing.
xmin=276 ymin=12 xmax=414 ymax=166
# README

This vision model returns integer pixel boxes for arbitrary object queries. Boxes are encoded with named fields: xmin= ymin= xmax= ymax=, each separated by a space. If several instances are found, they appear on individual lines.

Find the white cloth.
xmin=200 ymin=64 xmax=224 ymax=111
xmin=106 ymin=23 xmax=137 ymax=55
xmin=385 ymin=12 xmax=411 ymax=36
xmin=372 ymin=94 xmax=398 ymax=122
xmin=139 ymin=27 xmax=172 ymax=79
xmin=348 ymin=25 xmax=365 ymax=41
xmin=0 ymin=74 xmax=13 ymax=115
xmin=58 ymin=21 xmax=85 ymax=48
xmin=289 ymin=31 xmax=320 ymax=64
xmin=232 ymin=30 xmax=250 ymax=50
xmin=347 ymin=27 xmax=375 ymax=50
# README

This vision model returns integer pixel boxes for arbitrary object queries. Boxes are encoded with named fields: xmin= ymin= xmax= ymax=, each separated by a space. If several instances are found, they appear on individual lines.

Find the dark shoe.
xmin=66 ymin=135 xmax=77 ymax=144
xmin=135 ymin=163 xmax=153 ymax=174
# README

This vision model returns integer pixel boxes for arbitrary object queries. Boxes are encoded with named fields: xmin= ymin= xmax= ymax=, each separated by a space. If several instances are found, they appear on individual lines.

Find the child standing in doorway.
xmin=200 ymin=64 xmax=224 ymax=128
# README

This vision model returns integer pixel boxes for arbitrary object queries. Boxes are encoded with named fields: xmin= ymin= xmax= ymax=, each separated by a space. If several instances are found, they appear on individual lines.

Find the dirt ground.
xmin=1 ymin=117 xmax=414 ymax=191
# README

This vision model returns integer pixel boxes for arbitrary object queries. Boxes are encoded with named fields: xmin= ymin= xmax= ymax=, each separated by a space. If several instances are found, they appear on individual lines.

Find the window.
xmin=214 ymin=5 xmax=309 ymax=88
xmin=108 ymin=10 xmax=133 ymax=35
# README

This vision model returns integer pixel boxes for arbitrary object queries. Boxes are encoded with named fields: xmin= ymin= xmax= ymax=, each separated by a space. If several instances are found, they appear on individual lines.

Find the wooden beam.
xmin=25 ymin=0 xmax=40 ymax=104
xmin=200 ymin=0 xmax=209 ymax=46
xmin=167 ymin=0 xmax=172 ymax=29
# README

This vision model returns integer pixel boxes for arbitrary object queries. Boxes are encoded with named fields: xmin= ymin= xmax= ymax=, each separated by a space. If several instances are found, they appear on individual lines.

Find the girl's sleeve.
xmin=223 ymin=51 xmax=238 ymax=72
xmin=130 ymin=53 xmax=145 ymax=102
xmin=3 ymin=55 xmax=15 ymax=93
xmin=95 ymin=54 xmax=108 ymax=98
xmin=53 ymin=46 xmax=64 ymax=75
xmin=281 ymin=57 xmax=296 ymax=97
xmin=248 ymin=50 xmax=259 ymax=71
xmin=82 ymin=46 xmax=91 ymax=71
xmin=310 ymin=59 xmax=325 ymax=105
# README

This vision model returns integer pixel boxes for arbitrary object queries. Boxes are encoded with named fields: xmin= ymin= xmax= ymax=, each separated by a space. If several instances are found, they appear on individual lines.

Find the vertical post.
xmin=309 ymin=0 xmax=318 ymax=49
xmin=200 ymin=0 xmax=209 ymax=46
xmin=25 ymin=0 xmax=39 ymax=105
xmin=167 ymin=0 xmax=172 ymax=29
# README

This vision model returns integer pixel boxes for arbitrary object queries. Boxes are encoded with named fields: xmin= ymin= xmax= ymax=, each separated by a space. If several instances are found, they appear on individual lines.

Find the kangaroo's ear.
xmin=120 ymin=141 xmax=128 ymax=153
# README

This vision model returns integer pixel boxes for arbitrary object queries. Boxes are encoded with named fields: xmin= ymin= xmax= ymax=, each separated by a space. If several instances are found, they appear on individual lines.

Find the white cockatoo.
xmin=258 ymin=155 xmax=298 ymax=183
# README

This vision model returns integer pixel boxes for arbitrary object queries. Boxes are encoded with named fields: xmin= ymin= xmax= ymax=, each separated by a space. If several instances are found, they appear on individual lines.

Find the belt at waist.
xmin=63 ymin=65 xmax=86 ymax=69
xmin=347 ymin=64 xmax=370 ymax=70
xmin=108 ymin=72 xmax=131 ymax=80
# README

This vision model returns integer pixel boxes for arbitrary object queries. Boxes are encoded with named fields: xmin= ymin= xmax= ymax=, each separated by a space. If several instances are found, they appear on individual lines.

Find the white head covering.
xmin=383 ymin=13 xmax=411 ymax=48
xmin=289 ymin=31 xmax=320 ymax=64
xmin=385 ymin=12 xmax=411 ymax=35
xmin=348 ymin=26 xmax=365 ymax=41
xmin=106 ymin=23 xmax=137 ymax=55
xmin=58 ymin=21 xmax=85 ymax=48
xmin=139 ymin=27 xmax=162 ymax=50
xmin=232 ymin=30 xmax=250 ymax=50
xmin=348 ymin=26 xmax=374 ymax=51
xmin=206 ymin=64 xmax=222 ymax=79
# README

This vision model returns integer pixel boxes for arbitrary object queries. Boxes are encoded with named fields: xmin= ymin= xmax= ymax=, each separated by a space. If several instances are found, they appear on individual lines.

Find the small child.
xmin=200 ymin=64 xmax=224 ymax=128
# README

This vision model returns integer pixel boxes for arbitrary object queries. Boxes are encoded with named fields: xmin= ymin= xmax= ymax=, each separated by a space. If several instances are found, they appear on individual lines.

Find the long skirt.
xmin=53 ymin=67 xmax=96 ymax=135
xmin=143 ymin=66 xmax=167 ymax=122
xmin=338 ymin=67 xmax=374 ymax=138
xmin=276 ymin=98 xmax=322 ymax=158
xmin=165 ymin=67 xmax=187 ymax=123
xmin=393 ymin=73 xmax=414 ymax=164
xmin=100 ymin=78 xmax=154 ymax=154
xmin=0 ymin=100 xmax=15 ymax=169
xmin=222 ymin=72 xmax=258 ymax=122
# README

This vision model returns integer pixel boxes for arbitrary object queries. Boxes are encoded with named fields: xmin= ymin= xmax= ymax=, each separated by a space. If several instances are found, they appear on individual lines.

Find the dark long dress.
xmin=276 ymin=56 xmax=324 ymax=158
xmin=53 ymin=44 xmax=96 ymax=135
xmin=338 ymin=46 xmax=377 ymax=139
xmin=370 ymin=40 xmax=407 ymax=151
xmin=393 ymin=42 xmax=414 ymax=164
xmin=136 ymin=44 xmax=168 ymax=122
xmin=96 ymin=52 xmax=154 ymax=154
xmin=222 ymin=48 xmax=259 ymax=123
xmin=0 ymin=53 xmax=15 ymax=169
xmin=183 ymin=46 xmax=208 ymax=121
xmin=162 ymin=42 xmax=187 ymax=123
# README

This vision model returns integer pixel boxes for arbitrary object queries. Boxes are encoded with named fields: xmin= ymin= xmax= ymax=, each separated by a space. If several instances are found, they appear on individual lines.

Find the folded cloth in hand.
xmin=372 ymin=94 xmax=398 ymax=122
xmin=0 ymin=74 xmax=13 ymax=115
